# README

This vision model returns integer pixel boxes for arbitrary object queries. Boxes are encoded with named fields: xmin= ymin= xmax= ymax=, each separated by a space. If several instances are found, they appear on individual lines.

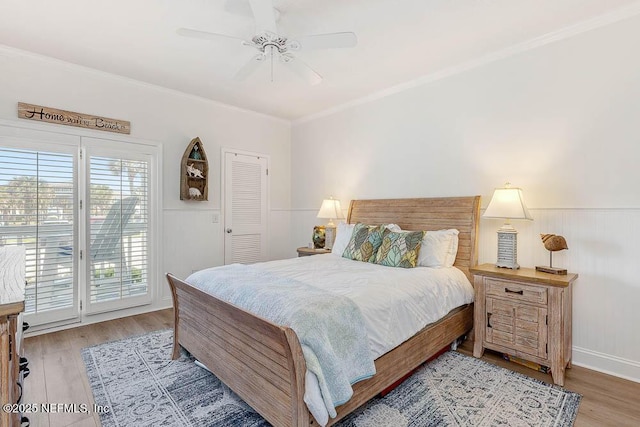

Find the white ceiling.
xmin=0 ymin=0 xmax=637 ymax=120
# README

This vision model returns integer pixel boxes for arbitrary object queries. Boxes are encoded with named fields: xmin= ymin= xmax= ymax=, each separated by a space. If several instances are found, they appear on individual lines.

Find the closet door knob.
xmin=226 ymin=228 xmax=232 ymax=233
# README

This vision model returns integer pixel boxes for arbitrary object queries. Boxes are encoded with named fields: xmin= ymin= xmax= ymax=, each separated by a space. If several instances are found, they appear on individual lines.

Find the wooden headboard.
xmin=346 ymin=196 xmax=481 ymax=281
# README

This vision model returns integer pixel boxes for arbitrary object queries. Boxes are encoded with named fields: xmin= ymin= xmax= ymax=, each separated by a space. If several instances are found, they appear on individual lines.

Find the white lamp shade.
xmin=317 ymin=198 xmax=344 ymax=220
xmin=484 ymin=186 xmax=533 ymax=220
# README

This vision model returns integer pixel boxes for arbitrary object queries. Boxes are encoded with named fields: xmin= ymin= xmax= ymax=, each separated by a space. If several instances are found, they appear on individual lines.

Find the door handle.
xmin=226 ymin=228 xmax=232 ymax=233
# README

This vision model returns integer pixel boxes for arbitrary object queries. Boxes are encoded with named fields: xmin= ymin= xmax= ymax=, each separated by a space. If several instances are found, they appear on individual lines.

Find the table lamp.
xmin=316 ymin=197 xmax=344 ymax=250
xmin=483 ymin=183 xmax=533 ymax=269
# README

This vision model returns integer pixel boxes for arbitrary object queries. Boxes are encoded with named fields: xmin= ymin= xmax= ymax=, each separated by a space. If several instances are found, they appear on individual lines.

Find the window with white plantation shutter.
xmin=87 ymin=156 xmax=149 ymax=308
xmin=0 ymin=147 xmax=77 ymax=322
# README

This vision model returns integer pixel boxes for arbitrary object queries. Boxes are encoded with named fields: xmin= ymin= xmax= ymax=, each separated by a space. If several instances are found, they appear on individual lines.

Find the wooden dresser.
xmin=1 ymin=246 xmax=27 ymax=427
xmin=471 ymin=263 xmax=577 ymax=386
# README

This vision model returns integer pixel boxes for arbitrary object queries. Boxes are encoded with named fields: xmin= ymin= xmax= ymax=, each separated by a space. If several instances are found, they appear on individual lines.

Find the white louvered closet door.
xmin=224 ymin=151 xmax=268 ymax=264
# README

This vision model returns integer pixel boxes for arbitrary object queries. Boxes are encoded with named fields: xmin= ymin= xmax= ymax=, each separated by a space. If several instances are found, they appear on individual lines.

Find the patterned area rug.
xmin=81 ymin=330 xmax=581 ymax=427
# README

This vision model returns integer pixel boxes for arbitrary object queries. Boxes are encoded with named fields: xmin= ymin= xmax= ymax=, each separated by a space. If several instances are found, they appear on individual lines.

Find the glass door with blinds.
xmin=0 ymin=128 xmax=157 ymax=327
xmin=83 ymin=140 xmax=153 ymax=314
xmin=0 ymin=139 xmax=79 ymax=326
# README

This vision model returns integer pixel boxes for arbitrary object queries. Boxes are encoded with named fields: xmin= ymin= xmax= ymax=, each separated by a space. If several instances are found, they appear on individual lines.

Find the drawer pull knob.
xmin=487 ymin=312 xmax=492 ymax=328
xmin=505 ymin=288 xmax=524 ymax=295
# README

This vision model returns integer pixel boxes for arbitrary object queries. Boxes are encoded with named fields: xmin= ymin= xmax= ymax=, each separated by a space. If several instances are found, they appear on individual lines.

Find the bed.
xmin=166 ymin=196 xmax=480 ymax=426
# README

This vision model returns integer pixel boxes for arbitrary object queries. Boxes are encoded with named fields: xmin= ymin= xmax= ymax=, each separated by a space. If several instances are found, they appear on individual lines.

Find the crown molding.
xmin=294 ymin=1 xmax=640 ymax=126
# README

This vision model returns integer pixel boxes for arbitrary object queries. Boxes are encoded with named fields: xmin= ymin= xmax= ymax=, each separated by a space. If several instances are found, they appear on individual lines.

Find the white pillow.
xmin=444 ymin=231 xmax=459 ymax=267
xmin=331 ymin=222 xmax=355 ymax=256
xmin=419 ymin=229 xmax=459 ymax=268
xmin=386 ymin=223 xmax=402 ymax=232
xmin=331 ymin=223 xmax=402 ymax=256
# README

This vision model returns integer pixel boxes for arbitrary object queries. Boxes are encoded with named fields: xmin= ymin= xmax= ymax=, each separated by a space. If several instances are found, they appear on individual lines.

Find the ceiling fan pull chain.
xmin=270 ymin=46 xmax=274 ymax=83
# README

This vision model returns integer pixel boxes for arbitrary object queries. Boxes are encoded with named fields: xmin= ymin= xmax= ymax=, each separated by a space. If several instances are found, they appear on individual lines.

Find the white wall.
xmin=0 ymin=47 xmax=291 ymax=314
xmin=291 ymin=15 xmax=640 ymax=381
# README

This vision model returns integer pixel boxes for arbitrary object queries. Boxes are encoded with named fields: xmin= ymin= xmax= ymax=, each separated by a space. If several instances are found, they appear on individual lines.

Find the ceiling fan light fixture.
xmin=178 ymin=0 xmax=357 ymax=85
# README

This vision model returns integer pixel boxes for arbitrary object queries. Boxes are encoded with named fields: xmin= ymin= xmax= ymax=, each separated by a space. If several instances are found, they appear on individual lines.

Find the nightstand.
xmin=296 ymin=247 xmax=331 ymax=257
xmin=470 ymin=263 xmax=578 ymax=386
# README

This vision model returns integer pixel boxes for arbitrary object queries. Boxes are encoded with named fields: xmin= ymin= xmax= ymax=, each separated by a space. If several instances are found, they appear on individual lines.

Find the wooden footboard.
xmin=167 ymin=273 xmax=310 ymax=426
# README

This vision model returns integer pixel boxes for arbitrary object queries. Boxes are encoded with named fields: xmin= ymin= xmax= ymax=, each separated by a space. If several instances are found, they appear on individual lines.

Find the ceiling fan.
xmin=177 ymin=0 xmax=357 ymax=85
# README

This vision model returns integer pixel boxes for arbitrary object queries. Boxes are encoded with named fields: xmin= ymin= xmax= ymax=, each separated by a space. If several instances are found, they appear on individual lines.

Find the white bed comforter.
xmin=185 ymin=263 xmax=375 ymax=422
xmin=253 ymin=254 xmax=475 ymax=425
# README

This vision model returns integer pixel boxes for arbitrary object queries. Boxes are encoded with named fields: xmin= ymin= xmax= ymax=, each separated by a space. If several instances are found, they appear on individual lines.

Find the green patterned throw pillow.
xmin=374 ymin=230 xmax=425 ymax=268
xmin=342 ymin=223 xmax=386 ymax=262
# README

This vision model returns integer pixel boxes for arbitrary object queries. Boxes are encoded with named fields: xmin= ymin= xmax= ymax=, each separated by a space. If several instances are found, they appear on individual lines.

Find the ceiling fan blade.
xmin=288 ymin=32 xmax=357 ymax=51
xmin=176 ymin=28 xmax=246 ymax=43
xmin=224 ymin=0 xmax=252 ymax=16
xmin=234 ymin=54 xmax=266 ymax=81
xmin=249 ymin=0 xmax=278 ymax=34
xmin=281 ymin=55 xmax=322 ymax=85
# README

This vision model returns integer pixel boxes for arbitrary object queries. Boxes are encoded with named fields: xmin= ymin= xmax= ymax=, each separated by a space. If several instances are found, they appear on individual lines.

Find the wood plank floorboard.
xmin=21 ymin=309 xmax=639 ymax=427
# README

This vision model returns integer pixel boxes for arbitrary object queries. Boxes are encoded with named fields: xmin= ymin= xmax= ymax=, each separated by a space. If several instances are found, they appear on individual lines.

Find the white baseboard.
xmin=572 ymin=346 xmax=640 ymax=383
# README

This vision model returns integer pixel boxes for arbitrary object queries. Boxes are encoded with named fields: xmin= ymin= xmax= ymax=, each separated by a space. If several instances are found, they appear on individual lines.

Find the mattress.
xmin=255 ymin=253 xmax=475 ymax=359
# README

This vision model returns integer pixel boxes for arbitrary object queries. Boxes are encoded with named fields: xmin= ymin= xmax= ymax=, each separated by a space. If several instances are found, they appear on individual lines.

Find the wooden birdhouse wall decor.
xmin=180 ymin=137 xmax=209 ymax=201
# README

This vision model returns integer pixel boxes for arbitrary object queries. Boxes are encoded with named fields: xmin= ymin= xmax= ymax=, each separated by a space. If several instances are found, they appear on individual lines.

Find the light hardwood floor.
xmin=23 ymin=310 xmax=174 ymax=427
xmin=22 ymin=309 xmax=640 ymax=427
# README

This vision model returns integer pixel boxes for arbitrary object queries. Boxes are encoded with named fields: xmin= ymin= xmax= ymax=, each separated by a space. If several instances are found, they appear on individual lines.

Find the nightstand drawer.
xmin=486 ymin=278 xmax=547 ymax=305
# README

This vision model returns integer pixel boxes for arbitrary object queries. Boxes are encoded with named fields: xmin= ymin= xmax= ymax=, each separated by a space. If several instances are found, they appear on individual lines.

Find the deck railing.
xmin=0 ymin=222 xmax=147 ymax=314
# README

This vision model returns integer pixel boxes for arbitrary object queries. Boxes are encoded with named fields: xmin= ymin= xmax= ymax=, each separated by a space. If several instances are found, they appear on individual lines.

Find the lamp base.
xmin=325 ymin=225 xmax=337 ymax=250
xmin=535 ymin=266 xmax=567 ymax=275
xmin=496 ymin=229 xmax=520 ymax=270
xmin=496 ymin=260 xmax=520 ymax=270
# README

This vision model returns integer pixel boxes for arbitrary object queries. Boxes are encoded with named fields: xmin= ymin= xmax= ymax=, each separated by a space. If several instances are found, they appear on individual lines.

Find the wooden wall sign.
xmin=17 ymin=102 xmax=131 ymax=134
